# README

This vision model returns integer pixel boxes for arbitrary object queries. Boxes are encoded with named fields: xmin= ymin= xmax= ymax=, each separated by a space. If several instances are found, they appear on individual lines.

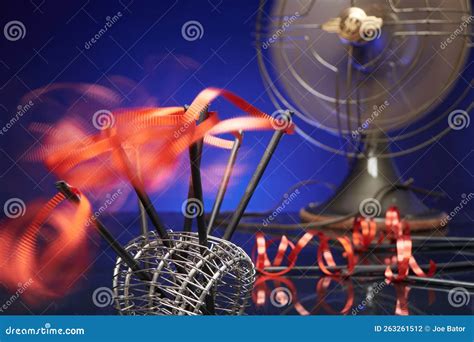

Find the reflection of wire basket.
xmin=113 ymin=231 xmax=255 ymax=315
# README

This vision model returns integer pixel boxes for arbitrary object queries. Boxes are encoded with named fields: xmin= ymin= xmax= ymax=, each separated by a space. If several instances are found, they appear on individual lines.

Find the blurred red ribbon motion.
xmin=0 ymin=87 xmax=294 ymax=302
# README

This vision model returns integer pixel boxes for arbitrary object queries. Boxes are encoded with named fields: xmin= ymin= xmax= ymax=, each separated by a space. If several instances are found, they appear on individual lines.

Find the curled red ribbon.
xmin=2 ymin=86 xmax=294 ymax=303
xmin=253 ymin=230 xmax=355 ymax=277
xmin=0 ymin=190 xmax=95 ymax=302
xmin=254 ymin=207 xmax=436 ymax=283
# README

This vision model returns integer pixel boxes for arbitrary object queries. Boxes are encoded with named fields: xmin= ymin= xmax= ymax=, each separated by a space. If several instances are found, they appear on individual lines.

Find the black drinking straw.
xmin=55 ymin=181 xmax=152 ymax=283
xmin=135 ymin=149 xmax=149 ymax=237
xmin=207 ymin=132 xmax=242 ymax=235
xmin=189 ymin=142 xmax=208 ymax=248
xmin=188 ymin=138 xmax=216 ymax=315
xmin=183 ymin=107 xmax=207 ymax=232
xmin=222 ymin=111 xmax=292 ymax=241
xmin=183 ymin=139 xmax=204 ymax=232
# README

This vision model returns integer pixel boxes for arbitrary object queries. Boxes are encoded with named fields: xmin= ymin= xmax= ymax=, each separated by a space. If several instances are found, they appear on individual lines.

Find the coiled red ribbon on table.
xmin=252 ymin=207 xmax=437 ymax=315
xmin=253 ymin=206 xmax=436 ymax=282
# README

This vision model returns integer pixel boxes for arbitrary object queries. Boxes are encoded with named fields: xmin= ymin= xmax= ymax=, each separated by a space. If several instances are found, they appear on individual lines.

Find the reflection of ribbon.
xmin=253 ymin=275 xmax=354 ymax=315
xmin=254 ymin=206 xmax=436 ymax=282
xmin=0 ymin=190 xmax=94 ymax=302
xmin=254 ymin=274 xmax=435 ymax=316
xmin=316 ymin=277 xmax=354 ymax=315
xmin=394 ymin=283 xmax=411 ymax=315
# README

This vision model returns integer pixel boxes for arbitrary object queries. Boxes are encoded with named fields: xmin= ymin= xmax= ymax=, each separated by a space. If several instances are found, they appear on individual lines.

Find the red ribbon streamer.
xmin=254 ymin=230 xmax=355 ymax=277
xmin=254 ymin=207 xmax=436 ymax=283
xmin=0 ymin=190 xmax=95 ymax=302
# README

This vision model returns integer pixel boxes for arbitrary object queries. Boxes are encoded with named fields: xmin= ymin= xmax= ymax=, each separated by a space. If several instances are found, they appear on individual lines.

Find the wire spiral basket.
xmin=112 ymin=231 xmax=255 ymax=315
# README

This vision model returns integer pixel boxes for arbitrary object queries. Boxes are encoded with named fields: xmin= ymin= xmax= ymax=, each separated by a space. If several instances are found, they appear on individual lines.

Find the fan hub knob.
xmin=322 ymin=7 xmax=383 ymax=43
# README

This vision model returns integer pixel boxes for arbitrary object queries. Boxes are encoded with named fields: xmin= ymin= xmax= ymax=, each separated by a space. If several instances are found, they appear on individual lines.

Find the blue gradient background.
xmin=0 ymin=0 xmax=473 ymax=316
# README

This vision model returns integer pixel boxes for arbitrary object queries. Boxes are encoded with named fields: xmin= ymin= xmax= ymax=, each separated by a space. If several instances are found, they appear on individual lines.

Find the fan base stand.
xmin=300 ymin=209 xmax=447 ymax=231
xmin=300 ymin=140 xmax=447 ymax=231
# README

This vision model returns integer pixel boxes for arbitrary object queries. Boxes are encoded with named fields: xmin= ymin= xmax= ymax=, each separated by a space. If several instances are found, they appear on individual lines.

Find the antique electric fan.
xmin=256 ymin=0 xmax=473 ymax=229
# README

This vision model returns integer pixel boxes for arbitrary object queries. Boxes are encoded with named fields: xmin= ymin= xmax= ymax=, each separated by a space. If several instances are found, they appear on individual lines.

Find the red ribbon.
xmin=254 ymin=207 xmax=436 ymax=283
xmin=254 ymin=230 xmax=355 ymax=277
xmin=253 ymin=275 xmax=355 ymax=315
xmin=0 ymin=190 xmax=95 ymax=302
